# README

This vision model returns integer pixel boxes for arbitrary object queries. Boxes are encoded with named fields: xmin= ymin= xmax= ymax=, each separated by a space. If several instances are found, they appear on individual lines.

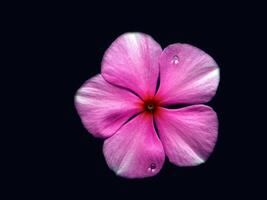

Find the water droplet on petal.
xmin=148 ymin=163 xmax=156 ymax=173
xmin=171 ymin=55 xmax=179 ymax=64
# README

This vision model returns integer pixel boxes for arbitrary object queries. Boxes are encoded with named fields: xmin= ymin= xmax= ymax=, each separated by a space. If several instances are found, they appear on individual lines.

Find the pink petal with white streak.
xmin=155 ymin=105 xmax=218 ymax=166
xmin=101 ymin=32 xmax=162 ymax=98
xmin=75 ymin=74 xmax=142 ymax=138
xmin=156 ymin=43 xmax=219 ymax=105
xmin=103 ymin=113 xmax=165 ymax=178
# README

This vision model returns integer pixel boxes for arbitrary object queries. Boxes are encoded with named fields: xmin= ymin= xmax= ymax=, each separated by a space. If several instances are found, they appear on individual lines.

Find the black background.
xmin=6 ymin=1 xmax=265 ymax=199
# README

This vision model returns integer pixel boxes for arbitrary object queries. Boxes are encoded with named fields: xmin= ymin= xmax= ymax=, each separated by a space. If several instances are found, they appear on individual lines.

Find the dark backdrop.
xmin=7 ymin=1 xmax=265 ymax=199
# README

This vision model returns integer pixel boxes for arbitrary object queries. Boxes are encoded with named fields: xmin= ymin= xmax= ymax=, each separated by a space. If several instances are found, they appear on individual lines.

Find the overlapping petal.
xmin=156 ymin=43 xmax=219 ymax=105
xmin=155 ymin=105 xmax=218 ymax=166
xmin=75 ymin=74 xmax=142 ymax=138
xmin=101 ymin=32 xmax=162 ymax=98
xmin=103 ymin=113 xmax=165 ymax=178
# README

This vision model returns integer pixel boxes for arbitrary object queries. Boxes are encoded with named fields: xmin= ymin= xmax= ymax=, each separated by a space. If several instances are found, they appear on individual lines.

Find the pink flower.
xmin=75 ymin=32 xmax=220 ymax=179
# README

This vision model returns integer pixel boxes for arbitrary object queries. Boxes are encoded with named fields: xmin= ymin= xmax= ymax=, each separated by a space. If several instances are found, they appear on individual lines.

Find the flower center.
xmin=143 ymin=98 xmax=159 ymax=113
xmin=147 ymin=103 xmax=155 ymax=111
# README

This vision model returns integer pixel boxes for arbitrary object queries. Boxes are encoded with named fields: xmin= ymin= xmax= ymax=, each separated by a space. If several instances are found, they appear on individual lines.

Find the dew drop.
xmin=171 ymin=55 xmax=179 ymax=64
xmin=148 ymin=163 xmax=156 ymax=173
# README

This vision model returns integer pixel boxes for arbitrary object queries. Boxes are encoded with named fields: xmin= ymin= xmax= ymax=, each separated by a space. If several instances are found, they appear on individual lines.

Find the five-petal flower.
xmin=75 ymin=32 xmax=220 ymax=178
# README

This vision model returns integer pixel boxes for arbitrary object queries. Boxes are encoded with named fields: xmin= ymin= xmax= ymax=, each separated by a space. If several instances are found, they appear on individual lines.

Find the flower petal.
xmin=103 ymin=113 xmax=165 ymax=178
xmin=155 ymin=105 xmax=218 ymax=166
xmin=101 ymin=32 xmax=162 ymax=98
xmin=156 ymin=43 xmax=219 ymax=105
xmin=75 ymin=74 xmax=142 ymax=138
